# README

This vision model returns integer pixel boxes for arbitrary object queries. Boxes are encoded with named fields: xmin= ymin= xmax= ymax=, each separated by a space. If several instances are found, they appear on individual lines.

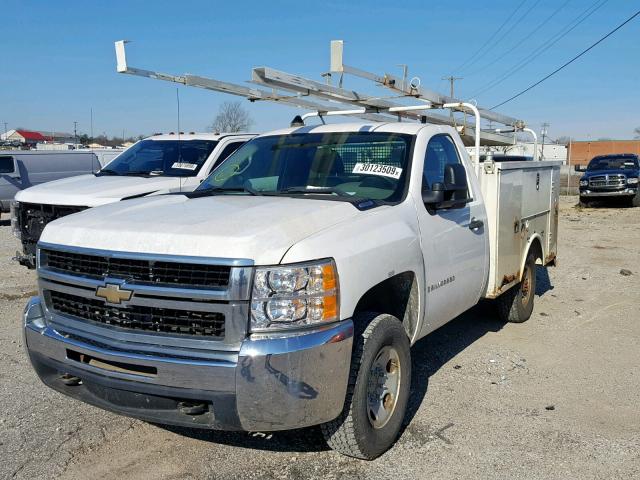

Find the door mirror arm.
xmin=422 ymin=182 xmax=445 ymax=208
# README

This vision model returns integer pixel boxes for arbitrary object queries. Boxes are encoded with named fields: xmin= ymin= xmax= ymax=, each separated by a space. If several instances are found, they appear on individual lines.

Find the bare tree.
xmin=497 ymin=144 xmax=518 ymax=154
xmin=634 ymin=126 xmax=640 ymax=139
xmin=209 ymin=101 xmax=253 ymax=133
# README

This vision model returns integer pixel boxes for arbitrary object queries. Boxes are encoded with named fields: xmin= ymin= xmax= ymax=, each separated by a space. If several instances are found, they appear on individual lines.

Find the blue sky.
xmin=1 ymin=0 xmax=638 ymax=141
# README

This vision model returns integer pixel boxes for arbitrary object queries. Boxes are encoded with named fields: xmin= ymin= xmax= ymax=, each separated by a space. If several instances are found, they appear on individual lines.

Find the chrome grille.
xmin=43 ymin=249 xmax=231 ymax=288
xmin=588 ymin=174 xmax=626 ymax=188
xmin=49 ymin=290 xmax=225 ymax=337
xmin=17 ymin=203 xmax=87 ymax=254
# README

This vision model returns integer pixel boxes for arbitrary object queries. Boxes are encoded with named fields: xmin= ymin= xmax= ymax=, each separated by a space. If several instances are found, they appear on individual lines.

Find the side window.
xmin=210 ymin=141 xmax=245 ymax=171
xmin=0 ymin=156 xmax=15 ymax=174
xmin=422 ymin=135 xmax=462 ymax=189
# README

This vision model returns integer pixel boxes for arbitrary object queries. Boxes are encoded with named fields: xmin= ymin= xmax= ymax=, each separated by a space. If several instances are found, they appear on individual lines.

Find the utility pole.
xmin=73 ymin=121 xmax=78 ymax=147
xmin=541 ymin=122 xmax=550 ymax=160
xmin=442 ymin=76 xmax=463 ymax=120
xmin=90 ymin=107 xmax=94 ymax=141
xmin=3 ymin=122 xmax=7 ymax=141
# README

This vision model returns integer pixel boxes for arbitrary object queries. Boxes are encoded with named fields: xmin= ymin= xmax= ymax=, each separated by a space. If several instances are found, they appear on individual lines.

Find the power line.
xmin=453 ymin=0 xmax=528 ymax=73
xmin=459 ymin=0 xmax=542 ymax=75
xmin=464 ymin=0 xmax=571 ymax=77
xmin=469 ymin=0 xmax=609 ymax=99
xmin=491 ymin=9 xmax=640 ymax=109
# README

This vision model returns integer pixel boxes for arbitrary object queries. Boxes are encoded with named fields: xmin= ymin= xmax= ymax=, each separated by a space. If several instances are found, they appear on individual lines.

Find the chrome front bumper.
xmin=579 ymin=188 xmax=637 ymax=198
xmin=24 ymin=297 xmax=354 ymax=431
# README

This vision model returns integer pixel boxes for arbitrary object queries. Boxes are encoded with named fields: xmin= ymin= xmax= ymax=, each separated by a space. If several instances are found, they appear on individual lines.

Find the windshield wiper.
xmin=277 ymin=186 xmax=347 ymax=196
xmin=121 ymin=171 xmax=161 ymax=176
xmin=189 ymin=186 xmax=262 ymax=197
xmin=96 ymin=168 xmax=120 ymax=176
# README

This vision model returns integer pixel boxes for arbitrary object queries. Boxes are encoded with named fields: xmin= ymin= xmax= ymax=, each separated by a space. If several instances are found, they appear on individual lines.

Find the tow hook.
xmin=60 ymin=374 xmax=82 ymax=386
xmin=177 ymin=401 xmax=208 ymax=416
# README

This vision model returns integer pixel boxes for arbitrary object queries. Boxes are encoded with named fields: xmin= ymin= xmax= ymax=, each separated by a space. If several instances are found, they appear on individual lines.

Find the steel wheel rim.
xmin=367 ymin=345 xmax=401 ymax=429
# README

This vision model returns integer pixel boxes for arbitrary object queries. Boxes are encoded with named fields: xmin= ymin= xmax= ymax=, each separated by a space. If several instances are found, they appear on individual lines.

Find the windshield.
xmin=198 ymin=132 xmax=413 ymax=202
xmin=99 ymin=139 xmax=218 ymax=177
xmin=587 ymin=157 xmax=639 ymax=171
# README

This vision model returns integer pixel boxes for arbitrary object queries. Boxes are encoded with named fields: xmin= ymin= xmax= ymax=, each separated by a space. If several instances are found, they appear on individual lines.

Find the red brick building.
xmin=568 ymin=140 xmax=640 ymax=166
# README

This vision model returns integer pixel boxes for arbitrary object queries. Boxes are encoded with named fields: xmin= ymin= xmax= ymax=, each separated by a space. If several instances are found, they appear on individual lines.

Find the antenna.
xmin=176 ymin=88 xmax=183 ymax=193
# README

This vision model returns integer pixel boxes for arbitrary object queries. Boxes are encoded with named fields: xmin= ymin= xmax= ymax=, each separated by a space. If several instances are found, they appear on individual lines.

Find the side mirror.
xmin=422 ymin=182 xmax=445 ymax=205
xmin=444 ymin=163 xmax=468 ymax=201
xmin=0 ymin=156 xmax=19 ymax=178
xmin=422 ymin=164 xmax=471 ymax=210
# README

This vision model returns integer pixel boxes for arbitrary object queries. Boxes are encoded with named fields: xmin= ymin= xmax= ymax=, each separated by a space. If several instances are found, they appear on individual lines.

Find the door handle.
xmin=468 ymin=217 xmax=484 ymax=230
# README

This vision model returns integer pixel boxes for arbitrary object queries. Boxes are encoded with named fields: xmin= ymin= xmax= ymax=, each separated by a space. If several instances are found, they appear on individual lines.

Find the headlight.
xmin=579 ymin=180 xmax=588 ymax=187
xmin=10 ymin=201 xmax=21 ymax=239
xmin=250 ymin=259 xmax=339 ymax=331
xmin=627 ymin=177 xmax=639 ymax=185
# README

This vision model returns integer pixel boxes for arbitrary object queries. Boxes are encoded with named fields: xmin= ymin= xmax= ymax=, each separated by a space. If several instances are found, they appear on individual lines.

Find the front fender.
xmin=281 ymin=202 xmax=424 ymax=333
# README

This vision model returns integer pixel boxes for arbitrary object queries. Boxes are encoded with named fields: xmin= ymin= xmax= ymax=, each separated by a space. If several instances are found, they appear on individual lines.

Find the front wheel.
xmin=579 ymin=196 xmax=591 ymax=208
xmin=321 ymin=313 xmax=411 ymax=460
xmin=629 ymin=192 xmax=640 ymax=207
xmin=496 ymin=252 xmax=536 ymax=323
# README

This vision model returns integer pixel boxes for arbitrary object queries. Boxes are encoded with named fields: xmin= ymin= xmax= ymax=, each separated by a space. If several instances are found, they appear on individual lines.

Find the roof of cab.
xmin=147 ymin=132 xmax=255 ymax=141
xmin=259 ymin=122 xmax=435 ymax=137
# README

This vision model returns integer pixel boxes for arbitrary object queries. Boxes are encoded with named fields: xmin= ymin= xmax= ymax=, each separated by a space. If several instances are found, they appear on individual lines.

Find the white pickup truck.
xmin=23 ymin=121 xmax=560 ymax=459
xmin=11 ymin=132 xmax=253 ymax=268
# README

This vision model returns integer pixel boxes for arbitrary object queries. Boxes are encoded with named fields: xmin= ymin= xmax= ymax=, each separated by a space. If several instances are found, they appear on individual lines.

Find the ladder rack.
xmin=114 ymin=40 xmax=531 ymax=149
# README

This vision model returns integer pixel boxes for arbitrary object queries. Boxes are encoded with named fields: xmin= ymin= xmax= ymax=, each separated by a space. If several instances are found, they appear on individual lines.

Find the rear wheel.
xmin=321 ymin=313 xmax=411 ymax=460
xmin=496 ymin=252 xmax=536 ymax=323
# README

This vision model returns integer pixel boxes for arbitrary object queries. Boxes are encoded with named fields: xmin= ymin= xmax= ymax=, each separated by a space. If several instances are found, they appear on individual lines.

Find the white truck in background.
xmin=23 ymin=120 xmax=560 ymax=459
xmin=11 ymin=132 xmax=254 ymax=267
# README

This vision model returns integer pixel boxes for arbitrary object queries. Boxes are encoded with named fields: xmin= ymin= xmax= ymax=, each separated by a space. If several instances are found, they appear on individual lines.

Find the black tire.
xmin=496 ymin=252 xmax=536 ymax=323
xmin=629 ymin=192 xmax=640 ymax=208
xmin=321 ymin=313 xmax=411 ymax=460
xmin=579 ymin=196 xmax=591 ymax=208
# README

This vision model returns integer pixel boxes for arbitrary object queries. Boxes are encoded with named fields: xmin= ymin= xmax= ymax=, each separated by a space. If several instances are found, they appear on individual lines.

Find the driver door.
xmin=417 ymin=134 xmax=488 ymax=333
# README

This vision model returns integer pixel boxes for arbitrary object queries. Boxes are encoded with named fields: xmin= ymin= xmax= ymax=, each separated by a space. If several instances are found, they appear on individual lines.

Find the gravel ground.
xmin=0 ymin=198 xmax=638 ymax=479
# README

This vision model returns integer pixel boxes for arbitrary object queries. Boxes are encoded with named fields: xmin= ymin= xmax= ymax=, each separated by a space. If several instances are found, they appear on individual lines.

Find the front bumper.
xmin=579 ymin=187 xmax=637 ymax=198
xmin=24 ymin=297 xmax=353 ymax=431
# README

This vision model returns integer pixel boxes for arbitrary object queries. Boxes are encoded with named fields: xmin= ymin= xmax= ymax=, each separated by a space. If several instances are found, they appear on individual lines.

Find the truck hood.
xmin=15 ymin=174 xmax=191 ymax=207
xmin=582 ymin=169 xmax=639 ymax=178
xmin=40 ymin=194 xmax=360 ymax=265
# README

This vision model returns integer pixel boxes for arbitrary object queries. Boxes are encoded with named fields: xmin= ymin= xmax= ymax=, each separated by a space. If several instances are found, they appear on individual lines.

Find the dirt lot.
xmin=1 ymin=197 xmax=639 ymax=480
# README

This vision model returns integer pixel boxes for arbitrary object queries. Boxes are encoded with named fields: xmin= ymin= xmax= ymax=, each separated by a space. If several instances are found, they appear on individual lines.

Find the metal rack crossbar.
xmin=114 ymin=40 xmax=533 ymax=152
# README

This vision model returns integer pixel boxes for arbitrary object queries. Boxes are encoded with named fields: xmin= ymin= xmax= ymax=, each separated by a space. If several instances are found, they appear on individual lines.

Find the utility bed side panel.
xmin=480 ymin=160 xmax=562 ymax=298
xmin=547 ymin=166 xmax=560 ymax=264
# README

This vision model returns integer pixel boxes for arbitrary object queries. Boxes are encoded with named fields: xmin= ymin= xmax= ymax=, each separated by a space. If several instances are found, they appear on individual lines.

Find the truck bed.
xmin=479 ymin=160 xmax=562 ymax=298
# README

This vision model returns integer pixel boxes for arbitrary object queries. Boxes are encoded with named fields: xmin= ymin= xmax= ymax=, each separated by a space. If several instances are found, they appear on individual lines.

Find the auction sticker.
xmin=172 ymin=162 xmax=198 ymax=170
xmin=352 ymin=162 xmax=402 ymax=179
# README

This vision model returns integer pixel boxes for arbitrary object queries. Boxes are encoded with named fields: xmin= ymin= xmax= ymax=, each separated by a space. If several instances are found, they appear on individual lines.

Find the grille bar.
xmin=49 ymin=290 xmax=225 ymax=337
xmin=589 ymin=174 xmax=626 ymax=188
xmin=43 ymin=249 xmax=231 ymax=288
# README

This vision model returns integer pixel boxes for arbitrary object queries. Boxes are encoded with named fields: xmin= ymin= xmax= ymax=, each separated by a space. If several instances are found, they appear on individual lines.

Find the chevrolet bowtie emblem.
xmin=95 ymin=283 xmax=133 ymax=304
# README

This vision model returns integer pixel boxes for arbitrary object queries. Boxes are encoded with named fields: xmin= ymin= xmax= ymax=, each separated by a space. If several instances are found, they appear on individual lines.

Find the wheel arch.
xmin=520 ymin=234 xmax=544 ymax=281
xmin=351 ymin=271 xmax=420 ymax=343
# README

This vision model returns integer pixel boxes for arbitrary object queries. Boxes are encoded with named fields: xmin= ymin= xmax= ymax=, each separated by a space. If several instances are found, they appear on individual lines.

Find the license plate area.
xmin=66 ymin=349 xmax=157 ymax=377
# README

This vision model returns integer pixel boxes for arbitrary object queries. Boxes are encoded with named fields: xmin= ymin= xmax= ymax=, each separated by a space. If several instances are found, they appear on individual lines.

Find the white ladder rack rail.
xmin=114 ymin=40 xmax=530 ymax=149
